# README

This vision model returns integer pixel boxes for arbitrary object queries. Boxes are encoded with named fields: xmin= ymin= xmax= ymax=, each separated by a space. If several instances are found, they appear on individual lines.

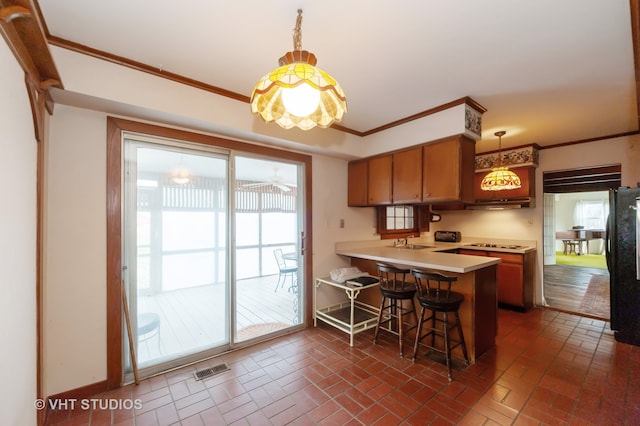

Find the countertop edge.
xmin=335 ymin=248 xmax=501 ymax=274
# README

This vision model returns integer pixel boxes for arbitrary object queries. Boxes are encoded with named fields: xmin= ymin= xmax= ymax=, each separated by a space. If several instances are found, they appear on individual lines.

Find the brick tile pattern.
xmin=45 ymin=308 xmax=640 ymax=425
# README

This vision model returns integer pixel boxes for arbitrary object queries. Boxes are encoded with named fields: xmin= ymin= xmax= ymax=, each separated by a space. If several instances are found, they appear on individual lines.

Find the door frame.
xmin=106 ymin=117 xmax=313 ymax=389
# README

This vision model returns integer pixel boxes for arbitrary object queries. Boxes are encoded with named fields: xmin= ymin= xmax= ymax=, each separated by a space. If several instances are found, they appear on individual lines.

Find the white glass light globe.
xmin=281 ymin=84 xmax=320 ymax=117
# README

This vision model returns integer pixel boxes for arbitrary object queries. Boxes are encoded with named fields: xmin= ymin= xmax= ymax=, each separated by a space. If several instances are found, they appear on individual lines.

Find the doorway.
xmin=543 ymin=191 xmax=610 ymax=318
xmin=542 ymin=164 xmax=619 ymax=319
xmin=121 ymin=135 xmax=305 ymax=380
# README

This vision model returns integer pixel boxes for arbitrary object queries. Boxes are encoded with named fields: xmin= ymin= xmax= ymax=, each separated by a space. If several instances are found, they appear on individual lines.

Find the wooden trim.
xmin=49 ymin=36 xmax=248 ymax=104
xmin=106 ymin=118 xmax=123 ymax=389
xmin=543 ymin=164 xmax=622 ymax=193
xmin=360 ymin=96 xmax=486 ymax=137
xmin=106 ymin=116 xmax=313 ymax=387
xmin=376 ymin=205 xmax=423 ymax=239
xmin=0 ymin=0 xmax=62 ymax=143
xmin=35 ymin=101 xmax=45 ymax=426
xmin=537 ymin=130 xmax=640 ymax=151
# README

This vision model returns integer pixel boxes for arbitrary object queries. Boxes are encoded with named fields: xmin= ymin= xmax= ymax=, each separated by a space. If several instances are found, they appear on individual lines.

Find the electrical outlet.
xmin=339 ymin=219 xmax=345 ymax=228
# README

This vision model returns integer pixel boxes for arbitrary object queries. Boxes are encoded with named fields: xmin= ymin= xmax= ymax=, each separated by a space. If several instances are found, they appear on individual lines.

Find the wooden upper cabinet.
xmin=367 ymin=154 xmax=393 ymax=205
xmin=423 ymin=135 xmax=476 ymax=203
xmin=392 ymin=146 xmax=422 ymax=204
xmin=475 ymin=166 xmax=535 ymax=201
xmin=347 ymin=159 xmax=368 ymax=206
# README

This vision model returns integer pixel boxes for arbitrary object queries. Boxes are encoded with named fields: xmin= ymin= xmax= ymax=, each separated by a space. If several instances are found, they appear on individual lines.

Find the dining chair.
xmin=273 ymin=249 xmax=298 ymax=292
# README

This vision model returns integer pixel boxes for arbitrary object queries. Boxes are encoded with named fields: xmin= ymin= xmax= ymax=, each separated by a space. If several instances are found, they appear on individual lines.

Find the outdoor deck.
xmin=135 ymin=274 xmax=301 ymax=366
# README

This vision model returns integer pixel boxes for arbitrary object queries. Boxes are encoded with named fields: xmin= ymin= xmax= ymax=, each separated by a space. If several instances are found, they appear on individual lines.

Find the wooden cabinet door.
xmin=367 ymin=155 xmax=392 ymax=205
xmin=496 ymin=262 xmax=524 ymax=307
xmin=423 ymin=136 xmax=475 ymax=203
xmin=347 ymin=160 xmax=368 ymax=206
xmin=475 ymin=166 xmax=534 ymax=201
xmin=392 ymin=146 xmax=422 ymax=204
xmin=488 ymin=251 xmax=525 ymax=308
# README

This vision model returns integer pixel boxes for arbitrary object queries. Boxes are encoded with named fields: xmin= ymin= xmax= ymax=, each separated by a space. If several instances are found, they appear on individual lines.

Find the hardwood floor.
xmin=543 ymin=264 xmax=610 ymax=319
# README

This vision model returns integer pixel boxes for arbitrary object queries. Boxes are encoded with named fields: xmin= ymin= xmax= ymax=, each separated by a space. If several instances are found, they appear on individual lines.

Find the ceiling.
xmin=37 ymin=0 xmax=639 ymax=153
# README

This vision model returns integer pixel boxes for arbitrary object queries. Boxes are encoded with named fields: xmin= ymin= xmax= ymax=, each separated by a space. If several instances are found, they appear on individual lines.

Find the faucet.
xmin=395 ymin=236 xmax=416 ymax=247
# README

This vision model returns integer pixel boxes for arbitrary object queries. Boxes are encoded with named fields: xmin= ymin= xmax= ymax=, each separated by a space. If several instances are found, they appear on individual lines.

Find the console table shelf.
xmin=314 ymin=277 xmax=380 ymax=346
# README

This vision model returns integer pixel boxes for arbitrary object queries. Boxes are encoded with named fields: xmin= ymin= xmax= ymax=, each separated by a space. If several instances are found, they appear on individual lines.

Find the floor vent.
xmin=194 ymin=363 xmax=230 ymax=381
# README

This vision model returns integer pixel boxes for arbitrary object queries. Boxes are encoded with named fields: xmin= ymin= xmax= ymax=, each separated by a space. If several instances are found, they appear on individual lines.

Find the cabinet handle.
xmin=424 ymin=193 xmax=431 ymax=197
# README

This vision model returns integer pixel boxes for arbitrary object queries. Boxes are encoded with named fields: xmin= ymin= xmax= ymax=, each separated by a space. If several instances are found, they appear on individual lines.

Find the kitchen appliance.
xmin=466 ymin=243 xmax=524 ymax=249
xmin=466 ymin=197 xmax=534 ymax=210
xmin=434 ymin=231 xmax=461 ymax=243
xmin=606 ymin=185 xmax=640 ymax=346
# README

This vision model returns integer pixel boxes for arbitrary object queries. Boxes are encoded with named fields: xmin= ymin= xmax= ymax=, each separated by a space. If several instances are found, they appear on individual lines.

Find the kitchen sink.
xmin=391 ymin=244 xmax=434 ymax=250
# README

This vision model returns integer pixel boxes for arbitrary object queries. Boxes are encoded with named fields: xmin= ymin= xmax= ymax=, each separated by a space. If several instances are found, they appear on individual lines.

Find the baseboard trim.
xmin=45 ymin=380 xmax=108 ymax=423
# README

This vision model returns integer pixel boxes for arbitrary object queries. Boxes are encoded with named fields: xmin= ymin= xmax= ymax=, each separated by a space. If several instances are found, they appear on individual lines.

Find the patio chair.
xmin=273 ymin=249 xmax=297 ymax=292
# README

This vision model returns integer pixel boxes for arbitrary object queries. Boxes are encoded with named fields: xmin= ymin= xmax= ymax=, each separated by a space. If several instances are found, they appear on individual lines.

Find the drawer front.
xmin=488 ymin=251 xmax=523 ymax=264
xmin=458 ymin=249 xmax=487 ymax=256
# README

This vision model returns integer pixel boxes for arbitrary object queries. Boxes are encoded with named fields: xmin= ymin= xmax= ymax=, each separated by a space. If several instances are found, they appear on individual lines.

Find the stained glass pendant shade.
xmin=250 ymin=9 xmax=347 ymax=130
xmin=480 ymin=131 xmax=522 ymax=191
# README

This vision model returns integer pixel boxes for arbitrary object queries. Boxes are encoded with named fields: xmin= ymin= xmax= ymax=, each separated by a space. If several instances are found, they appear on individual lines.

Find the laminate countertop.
xmin=335 ymin=240 xmax=536 ymax=274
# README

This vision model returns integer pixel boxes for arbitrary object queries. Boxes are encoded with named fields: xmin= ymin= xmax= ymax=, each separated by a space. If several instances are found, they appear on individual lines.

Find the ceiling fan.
xmin=241 ymin=168 xmax=296 ymax=192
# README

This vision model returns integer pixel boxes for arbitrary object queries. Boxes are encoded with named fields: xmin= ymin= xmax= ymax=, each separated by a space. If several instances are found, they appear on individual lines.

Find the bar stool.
xmin=412 ymin=269 xmax=469 ymax=381
xmin=373 ymin=263 xmax=418 ymax=357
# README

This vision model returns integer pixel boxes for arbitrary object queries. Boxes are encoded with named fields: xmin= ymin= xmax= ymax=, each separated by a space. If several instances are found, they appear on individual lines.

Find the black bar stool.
xmin=373 ymin=263 xmax=418 ymax=357
xmin=412 ymin=269 xmax=469 ymax=381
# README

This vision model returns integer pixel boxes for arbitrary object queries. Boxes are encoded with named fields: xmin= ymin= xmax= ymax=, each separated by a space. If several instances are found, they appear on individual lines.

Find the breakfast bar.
xmin=334 ymin=242 xmax=502 ymax=362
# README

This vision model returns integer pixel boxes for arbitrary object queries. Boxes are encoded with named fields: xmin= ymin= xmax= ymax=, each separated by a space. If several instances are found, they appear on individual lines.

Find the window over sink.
xmin=376 ymin=204 xmax=430 ymax=239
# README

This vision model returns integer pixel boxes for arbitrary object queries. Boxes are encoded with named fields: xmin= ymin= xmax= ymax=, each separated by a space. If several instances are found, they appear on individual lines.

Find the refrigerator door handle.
xmin=605 ymin=214 xmax=612 ymax=273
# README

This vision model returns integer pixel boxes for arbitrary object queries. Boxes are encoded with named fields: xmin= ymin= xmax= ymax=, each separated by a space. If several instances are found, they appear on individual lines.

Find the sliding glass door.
xmin=123 ymin=138 xmax=230 ymax=377
xmin=234 ymin=156 xmax=304 ymax=342
xmin=122 ymin=135 xmax=305 ymax=379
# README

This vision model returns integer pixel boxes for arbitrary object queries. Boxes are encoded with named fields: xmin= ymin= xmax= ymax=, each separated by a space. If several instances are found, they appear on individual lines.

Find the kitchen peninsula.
xmin=334 ymin=241 xmax=502 ymax=362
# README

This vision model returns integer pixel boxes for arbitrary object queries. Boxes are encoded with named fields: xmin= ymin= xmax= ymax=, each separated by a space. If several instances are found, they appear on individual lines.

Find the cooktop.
xmin=466 ymin=243 xmax=524 ymax=249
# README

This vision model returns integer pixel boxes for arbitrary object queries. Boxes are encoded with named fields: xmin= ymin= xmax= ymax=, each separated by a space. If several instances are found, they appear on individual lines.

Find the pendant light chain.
xmin=293 ymin=9 xmax=303 ymax=50
xmin=495 ymin=130 xmax=506 ymax=167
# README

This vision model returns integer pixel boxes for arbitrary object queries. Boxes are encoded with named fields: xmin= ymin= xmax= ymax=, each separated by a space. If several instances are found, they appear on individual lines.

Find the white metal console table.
xmin=314 ymin=276 xmax=380 ymax=346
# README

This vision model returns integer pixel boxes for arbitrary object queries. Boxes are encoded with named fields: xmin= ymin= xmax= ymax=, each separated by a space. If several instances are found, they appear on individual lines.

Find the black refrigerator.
xmin=606 ymin=185 xmax=640 ymax=345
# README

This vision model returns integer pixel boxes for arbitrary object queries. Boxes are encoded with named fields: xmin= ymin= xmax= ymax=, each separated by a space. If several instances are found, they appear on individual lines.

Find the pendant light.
xmin=170 ymin=167 xmax=190 ymax=185
xmin=250 ymin=9 xmax=347 ymax=130
xmin=480 ymin=131 xmax=522 ymax=191
xmin=171 ymin=153 xmax=191 ymax=184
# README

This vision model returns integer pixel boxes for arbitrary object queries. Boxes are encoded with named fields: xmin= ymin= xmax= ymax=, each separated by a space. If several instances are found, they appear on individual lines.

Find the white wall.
xmin=50 ymin=46 xmax=476 ymax=160
xmin=311 ymin=155 xmax=376 ymax=277
xmin=45 ymin=106 xmax=108 ymax=396
xmin=0 ymin=41 xmax=38 ymax=425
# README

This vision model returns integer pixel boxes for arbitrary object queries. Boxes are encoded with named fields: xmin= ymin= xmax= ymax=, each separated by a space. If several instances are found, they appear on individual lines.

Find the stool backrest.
xmin=412 ymin=269 xmax=457 ymax=302
xmin=376 ymin=263 xmax=412 ymax=291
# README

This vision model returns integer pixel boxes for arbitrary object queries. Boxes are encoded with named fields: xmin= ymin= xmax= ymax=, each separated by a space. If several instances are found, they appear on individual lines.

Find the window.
xmin=573 ymin=200 xmax=608 ymax=229
xmin=376 ymin=205 xmax=430 ymax=239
